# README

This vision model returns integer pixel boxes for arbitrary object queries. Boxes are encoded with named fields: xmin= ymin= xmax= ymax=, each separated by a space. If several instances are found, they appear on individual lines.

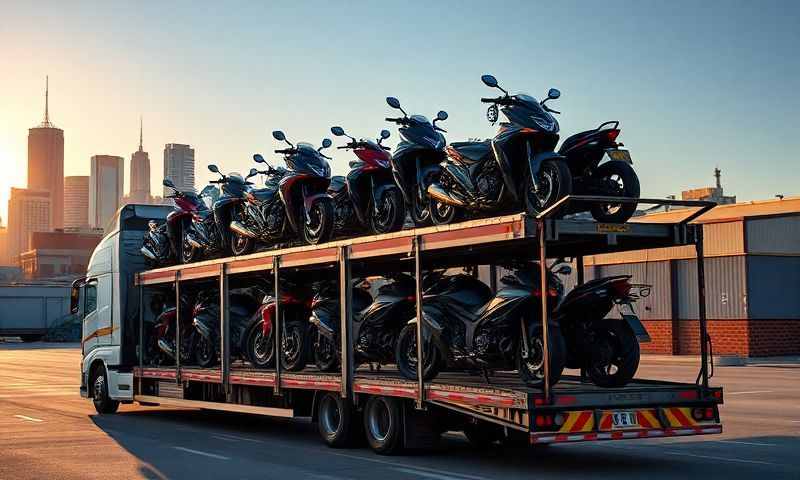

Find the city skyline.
xmin=1 ymin=1 xmax=799 ymax=224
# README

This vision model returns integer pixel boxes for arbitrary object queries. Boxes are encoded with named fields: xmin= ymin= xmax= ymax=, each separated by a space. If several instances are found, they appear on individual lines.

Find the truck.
xmin=75 ymin=197 xmax=723 ymax=454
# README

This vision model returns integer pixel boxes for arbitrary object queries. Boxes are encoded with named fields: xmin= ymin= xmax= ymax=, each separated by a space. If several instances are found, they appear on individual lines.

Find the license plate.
xmin=606 ymin=149 xmax=632 ymax=164
xmin=611 ymin=411 xmax=639 ymax=429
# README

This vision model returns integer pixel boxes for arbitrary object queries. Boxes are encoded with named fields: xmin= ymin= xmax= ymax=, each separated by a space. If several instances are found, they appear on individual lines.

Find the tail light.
xmin=607 ymin=129 xmax=620 ymax=142
xmin=610 ymin=279 xmax=632 ymax=298
xmin=534 ymin=413 xmax=565 ymax=431
xmin=691 ymin=407 xmax=716 ymax=421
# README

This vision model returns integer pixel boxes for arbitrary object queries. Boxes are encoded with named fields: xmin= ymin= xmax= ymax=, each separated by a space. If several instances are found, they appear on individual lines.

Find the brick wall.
xmin=640 ymin=319 xmax=799 ymax=356
xmin=748 ymin=320 xmax=800 ymax=356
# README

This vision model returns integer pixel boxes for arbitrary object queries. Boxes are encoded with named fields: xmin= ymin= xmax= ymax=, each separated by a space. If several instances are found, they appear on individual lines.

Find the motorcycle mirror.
xmin=162 ymin=178 xmax=175 ymax=188
xmin=330 ymin=126 xmax=345 ymax=137
xmin=436 ymin=110 xmax=449 ymax=121
xmin=380 ymin=129 xmax=390 ymax=139
xmin=481 ymin=74 xmax=498 ymax=88
xmin=253 ymin=153 xmax=266 ymax=163
xmin=208 ymin=164 xmax=220 ymax=173
xmin=247 ymin=168 xmax=258 ymax=178
xmin=272 ymin=130 xmax=286 ymax=141
xmin=320 ymin=138 xmax=332 ymax=150
xmin=548 ymin=88 xmax=561 ymax=100
xmin=386 ymin=97 xmax=401 ymax=109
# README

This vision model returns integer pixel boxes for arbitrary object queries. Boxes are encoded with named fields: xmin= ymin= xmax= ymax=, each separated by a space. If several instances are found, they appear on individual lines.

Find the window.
xmin=84 ymin=283 xmax=97 ymax=315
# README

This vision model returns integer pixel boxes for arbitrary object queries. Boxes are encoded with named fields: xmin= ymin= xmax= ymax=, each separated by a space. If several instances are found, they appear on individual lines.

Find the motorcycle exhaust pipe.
xmin=157 ymin=338 xmax=176 ymax=358
xmin=427 ymin=183 xmax=467 ymax=207
xmin=193 ymin=318 xmax=213 ymax=340
xmin=140 ymin=246 xmax=157 ymax=261
xmin=230 ymin=221 xmax=258 ymax=239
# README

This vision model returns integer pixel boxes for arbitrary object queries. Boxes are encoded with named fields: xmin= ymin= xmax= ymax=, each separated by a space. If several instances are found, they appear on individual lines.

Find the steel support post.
xmin=576 ymin=255 xmax=584 ymax=286
xmin=538 ymin=220 xmax=552 ymax=403
xmin=273 ymin=256 xmax=282 ymax=396
xmin=220 ymin=264 xmax=231 ymax=395
xmin=695 ymin=226 xmax=710 ymax=392
xmin=175 ymin=271 xmax=181 ymax=383
xmin=414 ymin=236 xmax=425 ymax=410
xmin=138 ymin=281 xmax=144 ymax=395
xmin=339 ymin=246 xmax=353 ymax=399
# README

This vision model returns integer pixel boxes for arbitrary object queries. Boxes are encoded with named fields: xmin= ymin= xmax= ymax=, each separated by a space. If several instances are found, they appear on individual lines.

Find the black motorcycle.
xmin=427 ymin=74 xmax=572 ymax=225
xmin=145 ymin=293 xmax=197 ymax=366
xmin=558 ymin=121 xmax=640 ymax=222
xmin=329 ymin=126 xmax=405 ymax=236
xmin=229 ymin=131 xmax=335 ymax=251
xmin=395 ymin=269 xmax=566 ymax=387
xmin=384 ymin=97 xmax=449 ymax=226
xmin=551 ymin=262 xmax=649 ymax=387
xmin=182 ymin=165 xmax=252 ymax=263
xmin=308 ymin=273 xmax=420 ymax=371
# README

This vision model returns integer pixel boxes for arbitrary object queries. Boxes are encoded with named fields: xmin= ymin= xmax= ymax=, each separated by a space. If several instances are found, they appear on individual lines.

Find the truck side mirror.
xmin=70 ymin=283 xmax=81 ymax=314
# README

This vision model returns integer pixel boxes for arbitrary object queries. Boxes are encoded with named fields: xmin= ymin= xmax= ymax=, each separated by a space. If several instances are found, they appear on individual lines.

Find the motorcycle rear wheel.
xmin=589 ymin=160 xmax=640 ymax=223
xmin=314 ymin=333 xmax=340 ymax=372
xmin=195 ymin=334 xmax=217 ymax=368
xmin=395 ymin=324 xmax=442 ymax=381
xmin=586 ymin=323 xmax=640 ymax=388
xmin=429 ymin=196 xmax=462 ymax=226
xmin=280 ymin=320 xmax=309 ymax=372
xmin=180 ymin=226 xmax=199 ymax=264
xmin=230 ymin=207 xmax=255 ymax=256
xmin=524 ymin=160 xmax=572 ymax=217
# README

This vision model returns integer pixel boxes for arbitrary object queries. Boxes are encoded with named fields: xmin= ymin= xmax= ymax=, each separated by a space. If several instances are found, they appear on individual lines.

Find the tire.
xmin=395 ymin=323 xmax=442 ymax=381
xmin=195 ymin=334 xmax=217 ymax=368
xmin=463 ymin=423 xmax=503 ymax=448
xmin=518 ymin=323 xmax=566 ymax=388
xmin=524 ymin=159 xmax=572 ymax=217
xmin=230 ymin=206 xmax=255 ymax=256
xmin=91 ymin=366 xmax=119 ymax=414
xmin=410 ymin=171 xmax=437 ymax=227
xmin=429 ymin=196 xmax=462 ymax=226
xmin=586 ymin=323 xmax=640 ymax=388
xmin=180 ymin=226 xmax=199 ymax=264
xmin=589 ymin=160 xmax=640 ymax=223
xmin=317 ymin=392 xmax=359 ymax=448
xmin=20 ymin=334 xmax=43 ymax=343
xmin=302 ymin=198 xmax=335 ymax=245
xmin=314 ymin=332 xmax=340 ymax=372
xmin=246 ymin=323 xmax=274 ymax=369
xmin=363 ymin=396 xmax=403 ymax=455
xmin=370 ymin=187 xmax=406 ymax=234
xmin=280 ymin=320 xmax=308 ymax=372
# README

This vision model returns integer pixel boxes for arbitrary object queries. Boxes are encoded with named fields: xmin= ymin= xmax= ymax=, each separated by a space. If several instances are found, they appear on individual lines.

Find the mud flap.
xmin=622 ymin=314 xmax=651 ymax=343
xmin=402 ymin=402 xmax=441 ymax=450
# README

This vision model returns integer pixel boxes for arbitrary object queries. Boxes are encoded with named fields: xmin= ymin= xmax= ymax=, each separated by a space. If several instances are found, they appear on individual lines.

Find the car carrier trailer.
xmin=78 ymin=197 xmax=723 ymax=453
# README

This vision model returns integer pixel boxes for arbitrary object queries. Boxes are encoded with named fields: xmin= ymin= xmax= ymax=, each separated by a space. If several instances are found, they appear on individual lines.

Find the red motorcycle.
xmin=329 ymin=126 xmax=406 ymax=236
xmin=146 ymin=293 xmax=197 ymax=366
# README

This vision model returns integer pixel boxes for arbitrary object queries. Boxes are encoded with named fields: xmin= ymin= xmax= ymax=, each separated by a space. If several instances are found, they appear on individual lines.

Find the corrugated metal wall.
xmin=746 ymin=215 xmax=800 ymax=255
xmin=591 ymin=261 xmax=672 ymax=320
xmin=675 ymin=256 xmax=747 ymax=319
xmin=747 ymin=256 xmax=800 ymax=319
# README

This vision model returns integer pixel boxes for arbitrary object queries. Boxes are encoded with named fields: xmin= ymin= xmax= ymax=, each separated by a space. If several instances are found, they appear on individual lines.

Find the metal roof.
xmin=632 ymin=196 xmax=800 ymax=224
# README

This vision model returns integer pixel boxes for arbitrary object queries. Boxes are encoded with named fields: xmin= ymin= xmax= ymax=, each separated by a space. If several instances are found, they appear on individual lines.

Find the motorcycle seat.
xmin=559 ymin=129 xmax=605 ymax=154
xmin=449 ymin=141 xmax=491 ymax=163
xmin=329 ymin=176 xmax=346 ymax=194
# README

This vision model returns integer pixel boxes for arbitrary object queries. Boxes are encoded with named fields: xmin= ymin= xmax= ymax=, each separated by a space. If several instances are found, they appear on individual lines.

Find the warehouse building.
xmin=582 ymin=197 xmax=800 ymax=357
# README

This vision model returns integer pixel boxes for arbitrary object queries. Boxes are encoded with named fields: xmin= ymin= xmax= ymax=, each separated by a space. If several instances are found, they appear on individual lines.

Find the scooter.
xmin=427 ymin=74 xmax=571 ymax=225
xmin=328 ymin=126 xmax=405 ymax=236
xmin=395 ymin=269 xmax=567 ymax=387
xmin=384 ymin=97 xmax=449 ymax=226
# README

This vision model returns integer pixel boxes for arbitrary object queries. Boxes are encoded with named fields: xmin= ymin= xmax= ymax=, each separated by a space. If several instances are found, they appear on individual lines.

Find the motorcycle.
xmin=558 ymin=121 xmax=640 ymax=222
xmin=328 ymin=126 xmax=405 ymax=236
xmin=181 ymin=165 xmax=251 ymax=263
xmin=395 ymin=269 xmax=566 ymax=387
xmin=228 ymin=161 xmax=289 ymax=255
xmin=426 ymin=74 xmax=572 ymax=225
xmin=230 ymin=131 xmax=335 ymax=250
xmin=244 ymin=279 xmax=315 ymax=371
xmin=145 ymin=293 xmax=197 ymax=366
xmin=551 ymin=262 xmax=649 ymax=387
xmin=191 ymin=287 xmax=264 ymax=368
xmin=141 ymin=179 xmax=216 ymax=267
xmin=384 ymin=96 xmax=449 ymax=226
xmin=308 ymin=273 xmax=421 ymax=372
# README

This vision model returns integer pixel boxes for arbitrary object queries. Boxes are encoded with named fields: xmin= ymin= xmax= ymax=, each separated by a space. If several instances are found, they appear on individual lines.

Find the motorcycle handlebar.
xmin=275 ymin=148 xmax=294 ymax=154
xmin=480 ymin=98 xmax=496 ymax=103
xmin=209 ymin=179 xmax=224 ymax=184
xmin=385 ymin=117 xmax=404 ymax=124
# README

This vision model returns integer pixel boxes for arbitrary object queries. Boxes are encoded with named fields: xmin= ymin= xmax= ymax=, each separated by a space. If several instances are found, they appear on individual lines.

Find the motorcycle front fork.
xmin=520 ymin=317 xmax=531 ymax=360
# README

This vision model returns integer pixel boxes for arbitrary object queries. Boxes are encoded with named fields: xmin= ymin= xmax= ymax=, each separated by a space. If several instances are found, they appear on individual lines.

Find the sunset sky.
xmin=1 ymin=1 xmax=798 ymax=223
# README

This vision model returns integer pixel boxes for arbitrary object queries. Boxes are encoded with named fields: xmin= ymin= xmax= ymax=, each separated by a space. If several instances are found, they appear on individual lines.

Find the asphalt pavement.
xmin=0 ymin=343 xmax=797 ymax=480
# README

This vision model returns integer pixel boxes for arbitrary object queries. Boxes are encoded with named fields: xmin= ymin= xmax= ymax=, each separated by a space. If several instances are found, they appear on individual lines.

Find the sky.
xmin=1 ymin=0 xmax=799 ymax=223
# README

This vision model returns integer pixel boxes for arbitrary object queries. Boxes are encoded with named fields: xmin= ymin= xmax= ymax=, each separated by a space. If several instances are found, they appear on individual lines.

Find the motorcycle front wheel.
xmin=370 ymin=187 xmax=406 ymax=234
xmin=302 ymin=198 xmax=334 ymax=245
xmin=524 ymin=160 xmax=572 ymax=217
xmin=280 ymin=320 xmax=309 ymax=372
xmin=589 ymin=160 xmax=640 ymax=223
xmin=314 ymin=332 xmax=340 ymax=372
xmin=180 ymin=226 xmax=199 ymax=264
xmin=586 ymin=323 xmax=640 ymax=388
xmin=194 ymin=334 xmax=217 ymax=368
xmin=246 ymin=323 xmax=274 ymax=369
xmin=395 ymin=324 xmax=442 ymax=381
xmin=517 ymin=323 xmax=566 ymax=388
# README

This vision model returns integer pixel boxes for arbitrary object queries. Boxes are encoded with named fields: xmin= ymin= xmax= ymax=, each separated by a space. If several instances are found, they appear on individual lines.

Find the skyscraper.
xmin=129 ymin=117 xmax=151 ymax=204
xmin=7 ymin=188 xmax=51 ymax=265
xmin=163 ymin=143 xmax=195 ymax=196
xmin=64 ymin=176 xmax=90 ymax=228
xmin=27 ymin=76 xmax=64 ymax=229
xmin=89 ymin=155 xmax=124 ymax=230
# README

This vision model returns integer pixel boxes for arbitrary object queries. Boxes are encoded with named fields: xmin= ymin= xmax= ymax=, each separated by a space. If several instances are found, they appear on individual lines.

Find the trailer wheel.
xmin=317 ymin=392 xmax=358 ymax=448
xmin=363 ymin=396 xmax=403 ymax=455
xmin=91 ymin=366 xmax=119 ymax=414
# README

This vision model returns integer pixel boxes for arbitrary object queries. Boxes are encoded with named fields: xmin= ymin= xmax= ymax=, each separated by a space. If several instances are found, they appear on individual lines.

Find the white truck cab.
xmin=73 ymin=204 xmax=171 ymax=413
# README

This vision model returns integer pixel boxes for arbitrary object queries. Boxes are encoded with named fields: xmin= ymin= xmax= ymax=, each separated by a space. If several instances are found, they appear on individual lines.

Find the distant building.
xmin=18 ymin=230 xmax=103 ymax=280
xmin=27 ymin=77 xmax=64 ymax=229
xmin=682 ymin=168 xmax=736 ymax=205
xmin=89 ymin=155 xmax=124 ymax=230
xmin=0 ymin=224 xmax=9 ymax=266
xmin=7 ymin=188 xmax=51 ymax=265
xmin=163 ymin=143 xmax=195 ymax=197
xmin=64 ymin=175 xmax=90 ymax=229
xmin=130 ymin=117 xmax=151 ymax=204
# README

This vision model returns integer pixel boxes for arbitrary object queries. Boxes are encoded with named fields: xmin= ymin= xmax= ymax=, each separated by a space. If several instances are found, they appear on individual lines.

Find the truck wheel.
xmin=317 ymin=392 xmax=359 ymax=448
xmin=91 ymin=366 xmax=119 ymax=414
xmin=363 ymin=396 xmax=403 ymax=455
